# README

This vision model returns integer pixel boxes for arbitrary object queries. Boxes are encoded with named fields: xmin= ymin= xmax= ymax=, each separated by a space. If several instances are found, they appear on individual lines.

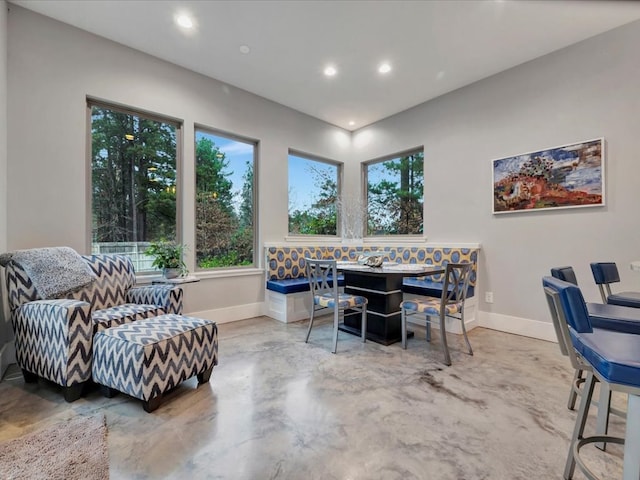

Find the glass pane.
xmin=288 ymin=154 xmax=338 ymax=235
xmin=195 ymin=130 xmax=255 ymax=268
xmin=90 ymin=105 xmax=178 ymax=272
xmin=367 ymin=151 xmax=424 ymax=235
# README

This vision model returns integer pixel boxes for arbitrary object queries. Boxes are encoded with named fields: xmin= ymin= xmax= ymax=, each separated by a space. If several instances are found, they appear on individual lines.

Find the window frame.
xmin=287 ymin=149 xmax=342 ymax=238
xmin=194 ymin=124 xmax=259 ymax=271
xmin=86 ymin=97 xmax=183 ymax=274
xmin=363 ymin=146 xmax=425 ymax=238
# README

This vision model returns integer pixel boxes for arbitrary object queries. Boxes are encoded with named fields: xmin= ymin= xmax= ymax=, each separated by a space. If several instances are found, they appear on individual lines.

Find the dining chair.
xmin=590 ymin=262 xmax=640 ymax=307
xmin=304 ymin=258 xmax=368 ymax=354
xmin=400 ymin=262 xmax=472 ymax=366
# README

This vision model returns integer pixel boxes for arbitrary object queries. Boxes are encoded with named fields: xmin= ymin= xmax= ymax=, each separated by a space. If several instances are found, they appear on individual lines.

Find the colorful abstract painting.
xmin=492 ymin=138 xmax=604 ymax=214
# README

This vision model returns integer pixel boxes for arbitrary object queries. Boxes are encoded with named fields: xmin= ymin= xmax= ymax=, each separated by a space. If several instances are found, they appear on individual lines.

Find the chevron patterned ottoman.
xmin=92 ymin=314 xmax=218 ymax=412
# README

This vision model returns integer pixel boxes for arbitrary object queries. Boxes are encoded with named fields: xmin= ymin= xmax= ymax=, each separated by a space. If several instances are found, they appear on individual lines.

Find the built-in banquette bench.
xmin=264 ymin=244 xmax=480 ymax=333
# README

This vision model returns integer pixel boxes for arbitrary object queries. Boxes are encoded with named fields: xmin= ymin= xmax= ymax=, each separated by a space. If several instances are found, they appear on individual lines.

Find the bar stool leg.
xmin=595 ymin=382 xmax=611 ymax=451
xmin=401 ymin=309 xmax=408 ymax=349
xmin=564 ymin=372 xmax=596 ymax=480
xmin=623 ymin=393 xmax=640 ymax=480
xmin=567 ymin=369 xmax=582 ymax=410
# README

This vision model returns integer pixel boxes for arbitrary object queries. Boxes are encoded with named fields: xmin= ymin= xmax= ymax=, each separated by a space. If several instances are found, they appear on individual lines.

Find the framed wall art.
xmin=492 ymin=138 xmax=605 ymax=214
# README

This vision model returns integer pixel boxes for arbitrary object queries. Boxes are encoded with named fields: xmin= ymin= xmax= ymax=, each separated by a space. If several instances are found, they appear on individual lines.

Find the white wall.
xmin=0 ymin=0 xmax=11 ymax=375
xmin=6 ymin=6 xmax=351 ymax=321
xmin=6 ymin=6 xmax=640 ymax=341
xmin=353 ymin=19 xmax=640 ymax=339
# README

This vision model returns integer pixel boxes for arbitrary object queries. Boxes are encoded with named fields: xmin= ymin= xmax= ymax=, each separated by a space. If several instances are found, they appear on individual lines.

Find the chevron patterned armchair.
xmin=4 ymin=253 xmax=183 ymax=402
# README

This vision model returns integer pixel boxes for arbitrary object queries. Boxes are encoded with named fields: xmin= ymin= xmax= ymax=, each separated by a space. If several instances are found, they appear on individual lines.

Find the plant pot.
xmin=163 ymin=268 xmax=182 ymax=279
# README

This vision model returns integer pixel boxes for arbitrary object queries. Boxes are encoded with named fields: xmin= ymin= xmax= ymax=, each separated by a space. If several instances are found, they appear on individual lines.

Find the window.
xmin=89 ymin=101 xmax=180 ymax=272
xmin=365 ymin=149 xmax=424 ymax=235
xmin=195 ymin=128 xmax=256 ymax=269
xmin=288 ymin=153 xmax=339 ymax=235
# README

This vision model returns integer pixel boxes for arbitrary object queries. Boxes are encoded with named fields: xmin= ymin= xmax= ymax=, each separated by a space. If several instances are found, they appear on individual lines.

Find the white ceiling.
xmin=11 ymin=0 xmax=640 ymax=131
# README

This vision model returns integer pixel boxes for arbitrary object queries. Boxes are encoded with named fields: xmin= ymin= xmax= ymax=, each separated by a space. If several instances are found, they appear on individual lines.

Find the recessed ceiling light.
xmin=348 ymin=121 xmax=355 ymax=126
xmin=324 ymin=65 xmax=337 ymax=77
xmin=239 ymin=45 xmax=251 ymax=54
xmin=176 ymin=14 xmax=193 ymax=29
xmin=378 ymin=63 xmax=392 ymax=74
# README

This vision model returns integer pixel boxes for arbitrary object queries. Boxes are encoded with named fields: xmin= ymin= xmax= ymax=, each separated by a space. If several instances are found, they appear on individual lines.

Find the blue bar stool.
xmin=590 ymin=262 xmax=640 ymax=308
xmin=543 ymin=276 xmax=640 ymax=480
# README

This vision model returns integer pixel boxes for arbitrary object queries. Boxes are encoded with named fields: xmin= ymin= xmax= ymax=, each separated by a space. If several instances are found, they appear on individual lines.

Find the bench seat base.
xmin=265 ymin=289 xmax=477 ymax=333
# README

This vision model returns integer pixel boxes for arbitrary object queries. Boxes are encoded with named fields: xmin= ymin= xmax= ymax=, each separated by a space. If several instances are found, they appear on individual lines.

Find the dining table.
xmin=336 ymin=261 xmax=444 ymax=345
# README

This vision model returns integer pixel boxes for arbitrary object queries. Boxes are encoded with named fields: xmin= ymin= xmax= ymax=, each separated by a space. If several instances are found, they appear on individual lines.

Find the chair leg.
xmin=401 ymin=309 xmax=408 ymax=349
xmin=564 ymin=371 xmax=596 ymax=480
xmin=361 ymin=306 xmax=367 ymax=343
xmin=425 ymin=317 xmax=431 ymax=342
xmin=595 ymin=382 xmax=612 ymax=451
xmin=332 ymin=308 xmax=339 ymax=354
xmin=305 ymin=306 xmax=316 ymax=343
xmin=568 ymin=369 xmax=583 ymax=410
xmin=22 ymin=369 xmax=38 ymax=383
xmin=439 ymin=312 xmax=452 ymax=366
xmin=63 ymin=382 xmax=85 ymax=403
xmin=459 ymin=312 xmax=473 ymax=356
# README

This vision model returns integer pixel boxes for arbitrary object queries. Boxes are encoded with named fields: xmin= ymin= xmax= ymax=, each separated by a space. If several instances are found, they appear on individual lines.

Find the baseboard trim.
xmin=187 ymin=302 xmax=264 ymax=324
xmin=185 ymin=303 xmax=557 ymax=344
xmin=0 ymin=340 xmax=16 ymax=378
xmin=477 ymin=311 xmax=557 ymax=342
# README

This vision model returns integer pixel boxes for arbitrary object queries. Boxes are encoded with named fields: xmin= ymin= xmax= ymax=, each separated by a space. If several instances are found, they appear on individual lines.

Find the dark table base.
xmin=341 ymin=307 xmax=414 ymax=345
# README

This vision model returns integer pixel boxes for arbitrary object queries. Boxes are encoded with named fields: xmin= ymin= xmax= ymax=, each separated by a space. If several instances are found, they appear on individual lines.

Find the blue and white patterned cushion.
xmin=265 ymin=246 xmax=479 ymax=288
xmin=315 ymin=293 xmax=367 ymax=309
xmin=401 ymin=298 xmax=462 ymax=316
xmin=92 ymin=304 xmax=167 ymax=332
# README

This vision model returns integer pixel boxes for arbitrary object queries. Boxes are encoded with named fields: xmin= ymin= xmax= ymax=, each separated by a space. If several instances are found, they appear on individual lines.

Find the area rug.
xmin=0 ymin=415 xmax=109 ymax=480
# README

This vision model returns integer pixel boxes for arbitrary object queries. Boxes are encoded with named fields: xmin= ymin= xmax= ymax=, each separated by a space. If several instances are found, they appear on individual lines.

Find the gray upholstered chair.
xmin=304 ymin=258 xmax=367 ymax=354
xmin=400 ymin=262 xmax=472 ymax=366
xmin=2 ymin=249 xmax=183 ymax=401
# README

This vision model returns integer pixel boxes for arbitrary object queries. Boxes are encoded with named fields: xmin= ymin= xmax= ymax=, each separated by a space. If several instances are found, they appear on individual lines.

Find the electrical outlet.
xmin=485 ymin=291 xmax=494 ymax=303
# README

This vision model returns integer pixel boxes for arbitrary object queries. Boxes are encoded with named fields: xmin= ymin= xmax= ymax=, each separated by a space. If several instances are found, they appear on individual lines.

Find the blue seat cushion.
xmin=607 ymin=291 xmax=640 ymax=308
xmin=570 ymin=328 xmax=640 ymax=388
xmin=402 ymin=278 xmax=474 ymax=298
xmin=266 ymin=275 xmax=344 ymax=294
xmin=587 ymin=302 xmax=640 ymax=334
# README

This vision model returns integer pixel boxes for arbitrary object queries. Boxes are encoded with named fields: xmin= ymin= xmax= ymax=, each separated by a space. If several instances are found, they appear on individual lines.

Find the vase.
xmin=163 ymin=267 xmax=182 ymax=279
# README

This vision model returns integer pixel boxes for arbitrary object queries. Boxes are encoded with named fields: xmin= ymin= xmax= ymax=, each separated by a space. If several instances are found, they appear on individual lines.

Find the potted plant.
xmin=145 ymin=241 xmax=187 ymax=279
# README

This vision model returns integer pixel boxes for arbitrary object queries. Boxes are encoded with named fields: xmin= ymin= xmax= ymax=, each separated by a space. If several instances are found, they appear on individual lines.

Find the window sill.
xmin=136 ymin=267 xmax=264 ymax=284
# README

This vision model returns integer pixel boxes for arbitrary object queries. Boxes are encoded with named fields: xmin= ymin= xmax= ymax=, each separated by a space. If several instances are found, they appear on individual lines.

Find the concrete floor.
xmin=0 ymin=317 xmax=626 ymax=479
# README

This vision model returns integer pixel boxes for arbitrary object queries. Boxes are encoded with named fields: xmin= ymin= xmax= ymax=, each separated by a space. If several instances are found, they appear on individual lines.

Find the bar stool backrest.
xmin=590 ymin=262 xmax=620 ymax=303
xmin=551 ymin=266 xmax=578 ymax=286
